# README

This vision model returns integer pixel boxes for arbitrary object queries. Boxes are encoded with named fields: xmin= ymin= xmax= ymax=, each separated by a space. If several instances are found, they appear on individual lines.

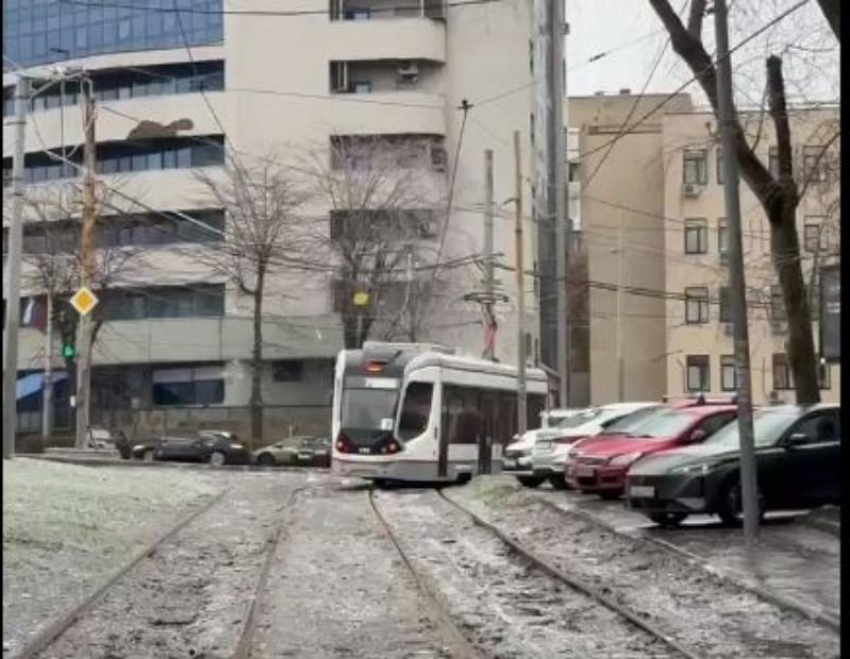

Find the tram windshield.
xmin=341 ymin=388 xmax=399 ymax=433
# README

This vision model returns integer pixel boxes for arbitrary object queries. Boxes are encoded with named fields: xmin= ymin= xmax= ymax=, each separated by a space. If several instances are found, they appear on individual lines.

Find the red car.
xmin=565 ymin=404 xmax=738 ymax=499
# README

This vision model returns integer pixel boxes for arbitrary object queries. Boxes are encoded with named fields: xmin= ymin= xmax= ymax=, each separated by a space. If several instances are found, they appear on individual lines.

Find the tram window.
xmin=398 ymin=382 xmax=433 ymax=442
xmin=341 ymin=388 xmax=398 ymax=430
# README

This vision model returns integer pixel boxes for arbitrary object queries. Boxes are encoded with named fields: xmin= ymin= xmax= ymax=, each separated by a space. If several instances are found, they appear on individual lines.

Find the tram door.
xmin=478 ymin=392 xmax=495 ymax=475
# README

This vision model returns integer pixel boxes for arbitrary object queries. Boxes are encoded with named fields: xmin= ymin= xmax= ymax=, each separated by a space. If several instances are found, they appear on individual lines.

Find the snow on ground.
xmin=2 ymin=458 xmax=221 ymax=653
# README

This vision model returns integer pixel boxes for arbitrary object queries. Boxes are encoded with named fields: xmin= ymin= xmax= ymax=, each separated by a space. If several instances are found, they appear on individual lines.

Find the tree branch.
xmin=687 ymin=0 xmax=707 ymax=39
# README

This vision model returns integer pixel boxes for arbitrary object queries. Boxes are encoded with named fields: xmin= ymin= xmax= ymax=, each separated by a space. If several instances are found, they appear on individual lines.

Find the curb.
xmin=17 ymin=453 xmax=330 ymax=474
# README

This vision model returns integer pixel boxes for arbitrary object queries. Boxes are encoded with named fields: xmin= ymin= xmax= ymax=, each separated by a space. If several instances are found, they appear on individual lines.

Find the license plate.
xmin=358 ymin=448 xmax=370 ymax=455
xmin=630 ymin=485 xmax=655 ymax=498
xmin=576 ymin=465 xmax=595 ymax=477
xmin=297 ymin=453 xmax=312 ymax=460
xmin=535 ymin=441 xmax=552 ymax=454
xmin=503 ymin=458 xmax=517 ymax=468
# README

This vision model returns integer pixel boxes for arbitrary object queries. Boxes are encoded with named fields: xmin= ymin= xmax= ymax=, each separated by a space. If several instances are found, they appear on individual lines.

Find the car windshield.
xmin=599 ymin=406 xmax=662 ymax=436
xmin=625 ymin=410 xmax=698 ymax=439
xmin=555 ymin=408 xmax=601 ymax=429
xmin=705 ymin=409 xmax=800 ymax=448
xmin=341 ymin=388 xmax=399 ymax=431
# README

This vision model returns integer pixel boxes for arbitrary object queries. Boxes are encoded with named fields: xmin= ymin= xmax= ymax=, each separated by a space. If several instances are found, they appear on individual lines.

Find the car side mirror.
xmin=688 ymin=429 xmax=707 ymax=443
xmin=783 ymin=433 xmax=808 ymax=448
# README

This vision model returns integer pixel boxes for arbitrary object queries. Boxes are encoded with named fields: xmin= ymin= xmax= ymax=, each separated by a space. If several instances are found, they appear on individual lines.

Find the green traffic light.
xmin=62 ymin=344 xmax=75 ymax=359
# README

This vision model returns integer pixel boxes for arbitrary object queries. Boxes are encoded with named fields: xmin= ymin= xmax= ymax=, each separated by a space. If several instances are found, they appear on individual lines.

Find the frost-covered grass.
xmin=465 ymin=474 xmax=519 ymax=506
xmin=3 ymin=458 xmax=219 ymax=559
xmin=3 ymin=458 xmax=222 ymax=651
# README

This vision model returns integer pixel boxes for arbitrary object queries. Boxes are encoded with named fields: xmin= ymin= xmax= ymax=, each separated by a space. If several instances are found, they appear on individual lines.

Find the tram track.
xmin=15 ymin=478 xmax=309 ymax=659
xmin=441 ymin=487 xmax=840 ymax=658
xmin=433 ymin=490 xmax=701 ymax=659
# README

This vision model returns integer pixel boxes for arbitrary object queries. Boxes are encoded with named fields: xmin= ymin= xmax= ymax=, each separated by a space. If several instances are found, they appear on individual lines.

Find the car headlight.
xmin=608 ymin=451 xmax=644 ymax=467
xmin=230 ymin=443 xmax=244 ymax=450
xmin=669 ymin=461 xmax=718 ymax=476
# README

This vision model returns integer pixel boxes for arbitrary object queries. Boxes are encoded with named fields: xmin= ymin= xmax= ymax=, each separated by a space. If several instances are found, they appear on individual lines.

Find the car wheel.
xmin=718 ymin=481 xmax=764 ymax=527
xmin=456 ymin=472 xmax=472 ymax=485
xmin=599 ymin=490 xmax=623 ymax=501
xmin=142 ymin=449 xmax=155 ymax=462
xmin=548 ymin=474 xmax=569 ymax=491
xmin=209 ymin=451 xmax=227 ymax=467
xmin=257 ymin=453 xmax=276 ymax=467
xmin=517 ymin=476 xmax=545 ymax=488
xmin=648 ymin=512 xmax=688 ymax=528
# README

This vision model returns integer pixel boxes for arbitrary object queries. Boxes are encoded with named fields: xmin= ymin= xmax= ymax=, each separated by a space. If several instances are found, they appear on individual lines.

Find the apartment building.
xmin=662 ymin=106 xmax=841 ymax=404
xmin=2 ymin=0 xmax=541 ymax=437
xmin=566 ymin=91 xmax=694 ymax=405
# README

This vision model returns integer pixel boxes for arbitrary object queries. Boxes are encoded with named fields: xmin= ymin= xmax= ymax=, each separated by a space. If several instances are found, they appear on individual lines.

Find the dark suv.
xmin=626 ymin=404 xmax=840 ymax=527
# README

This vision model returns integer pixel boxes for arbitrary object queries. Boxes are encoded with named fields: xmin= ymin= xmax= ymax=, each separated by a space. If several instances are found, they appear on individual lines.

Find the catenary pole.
xmin=483 ymin=149 xmax=496 ymax=360
xmin=616 ymin=209 xmax=625 ymax=402
xmin=553 ymin=0 xmax=569 ymax=408
xmin=714 ymin=0 xmax=759 ymax=544
xmin=3 ymin=75 xmax=30 ymax=460
xmin=514 ymin=131 xmax=527 ymax=435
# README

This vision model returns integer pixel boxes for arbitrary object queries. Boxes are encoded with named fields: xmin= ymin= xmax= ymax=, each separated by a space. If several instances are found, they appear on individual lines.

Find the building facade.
xmin=661 ymin=106 xmax=840 ymax=405
xmin=3 ymin=0 xmax=543 ymax=439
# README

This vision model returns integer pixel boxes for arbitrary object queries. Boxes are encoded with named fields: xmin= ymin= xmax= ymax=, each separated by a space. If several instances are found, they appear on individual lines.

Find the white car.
xmin=526 ymin=402 xmax=663 ymax=489
xmin=503 ymin=409 xmax=589 ymax=486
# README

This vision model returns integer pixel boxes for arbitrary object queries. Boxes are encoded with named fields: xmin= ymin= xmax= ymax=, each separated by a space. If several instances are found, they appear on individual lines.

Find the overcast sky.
xmin=565 ymin=0 xmax=839 ymax=105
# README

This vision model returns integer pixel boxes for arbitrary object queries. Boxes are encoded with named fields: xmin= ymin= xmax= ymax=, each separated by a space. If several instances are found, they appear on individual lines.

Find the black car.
xmin=131 ymin=430 xmax=250 ymax=466
xmin=626 ymin=404 xmax=840 ymax=527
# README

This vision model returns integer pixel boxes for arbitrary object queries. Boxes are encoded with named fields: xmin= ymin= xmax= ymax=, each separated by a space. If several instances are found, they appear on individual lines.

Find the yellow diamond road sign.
xmin=70 ymin=286 xmax=99 ymax=317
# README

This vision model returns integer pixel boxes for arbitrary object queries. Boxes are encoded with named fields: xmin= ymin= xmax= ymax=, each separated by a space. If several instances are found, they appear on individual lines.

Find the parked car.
xmin=253 ymin=436 xmax=331 ymax=467
xmin=527 ymin=402 xmax=662 ymax=489
xmin=503 ymin=407 xmax=594 ymax=485
xmin=565 ymin=404 xmax=739 ymax=499
xmin=131 ymin=431 xmax=249 ymax=466
xmin=626 ymin=404 xmax=840 ymax=527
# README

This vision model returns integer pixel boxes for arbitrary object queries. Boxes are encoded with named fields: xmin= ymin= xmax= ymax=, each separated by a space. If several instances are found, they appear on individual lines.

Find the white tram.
xmin=332 ymin=342 xmax=549 ymax=484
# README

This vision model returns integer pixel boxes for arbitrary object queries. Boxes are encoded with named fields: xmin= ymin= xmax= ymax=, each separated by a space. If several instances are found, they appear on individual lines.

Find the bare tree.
xmin=194 ymin=152 xmax=308 ymax=446
xmin=647 ymin=0 xmax=840 ymax=403
xmin=299 ymin=136 xmax=444 ymax=349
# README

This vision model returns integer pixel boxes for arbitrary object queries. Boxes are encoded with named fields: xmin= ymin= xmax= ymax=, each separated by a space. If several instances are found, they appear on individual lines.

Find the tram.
xmin=331 ymin=342 xmax=549 ymax=484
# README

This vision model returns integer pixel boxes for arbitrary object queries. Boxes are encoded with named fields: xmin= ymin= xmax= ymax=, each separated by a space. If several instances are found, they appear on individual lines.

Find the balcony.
xmin=327 ymin=16 xmax=446 ymax=64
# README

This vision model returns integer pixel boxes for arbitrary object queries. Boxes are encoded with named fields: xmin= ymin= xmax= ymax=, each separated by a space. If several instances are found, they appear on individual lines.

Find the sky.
xmin=564 ymin=0 xmax=840 ymax=106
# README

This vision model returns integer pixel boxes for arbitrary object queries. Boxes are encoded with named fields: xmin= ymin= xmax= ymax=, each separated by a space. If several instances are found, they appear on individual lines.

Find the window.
xmin=803 ymin=219 xmax=827 ymax=253
xmin=721 ymin=355 xmax=736 ymax=391
xmin=398 ymin=382 xmax=433 ymax=442
xmin=717 ymin=219 xmax=728 ymax=254
xmin=789 ymin=410 xmax=840 ymax=444
xmin=352 ymin=81 xmax=372 ymax=94
xmin=273 ymin=360 xmax=304 ymax=382
xmin=699 ymin=411 xmax=737 ymax=437
xmin=686 ymin=355 xmax=710 ymax=392
xmin=770 ymin=285 xmax=786 ymax=322
xmin=683 ymin=149 xmax=707 ymax=185
xmin=684 ymin=219 xmax=708 ymax=254
xmin=685 ymin=287 xmax=709 ymax=324
xmin=152 ymin=365 xmax=225 ymax=406
xmin=819 ymin=362 xmax=831 ymax=390
xmin=772 ymin=353 xmax=792 ymax=390
xmin=768 ymin=146 xmax=779 ymax=178
xmin=718 ymin=286 xmax=731 ymax=323
xmin=102 ymin=284 xmax=224 ymax=321
xmin=715 ymin=147 xmax=724 ymax=184
xmin=803 ymin=145 xmax=827 ymax=183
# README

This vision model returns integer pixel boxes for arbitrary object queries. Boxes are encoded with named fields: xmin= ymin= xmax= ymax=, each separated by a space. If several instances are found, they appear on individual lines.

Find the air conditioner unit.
xmin=397 ymin=61 xmax=419 ymax=78
xmin=722 ymin=322 xmax=733 ymax=336
xmin=682 ymin=183 xmax=703 ymax=198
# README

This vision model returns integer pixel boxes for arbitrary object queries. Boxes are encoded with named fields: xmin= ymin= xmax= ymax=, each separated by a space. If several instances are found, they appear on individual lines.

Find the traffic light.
xmin=62 ymin=343 xmax=75 ymax=359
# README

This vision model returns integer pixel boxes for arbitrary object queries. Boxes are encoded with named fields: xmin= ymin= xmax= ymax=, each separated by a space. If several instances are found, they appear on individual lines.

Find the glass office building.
xmin=2 ymin=0 xmax=223 ymax=70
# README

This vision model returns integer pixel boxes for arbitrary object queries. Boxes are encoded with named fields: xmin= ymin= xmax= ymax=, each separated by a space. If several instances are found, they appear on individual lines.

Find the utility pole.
xmin=483 ymin=149 xmax=496 ymax=360
xmin=42 ymin=291 xmax=54 ymax=441
xmin=514 ymin=131 xmax=527 ymax=435
xmin=75 ymin=77 xmax=97 ymax=449
xmin=2 ymin=76 xmax=30 ymax=460
xmin=615 ymin=209 xmax=625 ymax=402
xmin=552 ymin=0 xmax=568 ymax=409
xmin=714 ymin=0 xmax=759 ymax=545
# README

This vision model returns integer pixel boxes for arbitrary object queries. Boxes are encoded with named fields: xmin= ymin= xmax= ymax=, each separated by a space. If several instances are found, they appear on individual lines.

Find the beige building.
xmin=661 ymin=106 xmax=840 ymax=405
xmin=3 ymin=0 xmax=543 ymax=437
xmin=567 ymin=92 xmax=839 ymax=406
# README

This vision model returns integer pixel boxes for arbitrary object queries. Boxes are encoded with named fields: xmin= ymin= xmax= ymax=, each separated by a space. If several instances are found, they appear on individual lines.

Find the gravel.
xmin=375 ymin=489 xmax=678 ymax=659
xmin=2 ymin=459 xmax=221 ymax=655
xmin=451 ymin=481 xmax=840 ymax=658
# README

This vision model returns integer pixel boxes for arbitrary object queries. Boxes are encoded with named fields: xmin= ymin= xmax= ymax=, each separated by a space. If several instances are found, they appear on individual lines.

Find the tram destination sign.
xmin=820 ymin=265 xmax=840 ymax=362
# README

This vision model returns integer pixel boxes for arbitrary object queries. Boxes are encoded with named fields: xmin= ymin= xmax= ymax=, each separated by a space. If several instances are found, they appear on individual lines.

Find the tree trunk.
xmin=815 ymin=0 xmax=840 ymax=41
xmin=250 ymin=269 xmax=266 ymax=448
xmin=771 ymin=205 xmax=820 ymax=403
